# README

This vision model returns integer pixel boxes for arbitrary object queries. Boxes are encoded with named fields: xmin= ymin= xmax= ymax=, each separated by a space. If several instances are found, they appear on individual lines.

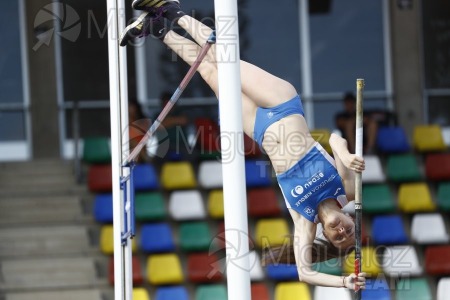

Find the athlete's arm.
xmin=329 ymin=133 xmax=365 ymax=201
xmin=289 ymin=209 xmax=365 ymax=289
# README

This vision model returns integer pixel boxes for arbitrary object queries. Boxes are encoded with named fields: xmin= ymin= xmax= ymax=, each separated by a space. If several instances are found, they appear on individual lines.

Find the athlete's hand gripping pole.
xmin=123 ymin=31 xmax=217 ymax=166
xmin=354 ymin=78 xmax=364 ymax=299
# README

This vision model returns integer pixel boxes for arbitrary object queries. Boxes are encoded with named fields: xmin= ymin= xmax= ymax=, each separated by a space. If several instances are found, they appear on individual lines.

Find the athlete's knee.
xmin=281 ymin=80 xmax=298 ymax=98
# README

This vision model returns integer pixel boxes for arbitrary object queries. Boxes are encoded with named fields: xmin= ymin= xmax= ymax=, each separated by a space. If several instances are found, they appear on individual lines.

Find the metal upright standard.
xmin=354 ymin=78 xmax=364 ymax=300
xmin=214 ymin=1 xmax=251 ymax=300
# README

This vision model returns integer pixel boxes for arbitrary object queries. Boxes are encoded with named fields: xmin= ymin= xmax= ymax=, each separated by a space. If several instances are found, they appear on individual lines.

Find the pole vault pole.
xmin=354 ymin=78 xmax=364 ymax=300
xmin=106 ymin=0 xmax=132 ymax=299
xmin=214 ymin=1 xmax=251 ymax=300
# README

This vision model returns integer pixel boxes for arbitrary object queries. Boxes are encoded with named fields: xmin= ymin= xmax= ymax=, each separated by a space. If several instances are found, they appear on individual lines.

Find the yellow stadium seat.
xmin=208 ymin=190 xmax=224 ymax=219
xmin=147 ymin=253 xmax=184 ymax=285
xmin=275 ymin=282 xmax=311 ymax=300
xmin=398 ymin=183 xmax=436 ymax=213
xmin=161 ymin=161 xmax=197 ymax=190
xmin=413 ymin=125 xmax=447 ymax=152
xmin=100 ymin=225 xmax=136 ymax=255
xmin=310 ymin=129 xmax=333 ymax=154
xmin=255 ymin=218 xmax=290 ymax=248
xmin=343 ymin=246 xmax=381 ymax=276
xmin=133 ymin=288 xmax=150 ymax=300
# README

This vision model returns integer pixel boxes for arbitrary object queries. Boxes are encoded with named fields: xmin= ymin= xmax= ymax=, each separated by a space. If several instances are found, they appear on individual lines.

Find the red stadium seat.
xmin=425 ymin=245 xmax=450 ymax=276
xmin=425 ymin=153 xmax=450 ymax=181
xmin=88 ymin=164 xmax=112 ymax=192
xmin=109 ymin=256 xmax=143 ymax=286
xmin=187 ymin=253 xmax=223 ymax=283
xmin=243 ymin=134 xmax=262 ymax=158
xmin=248 ymin=187 xmax=281 ymax=217
xmin=251 ymin=283 xmax=270 ymax=300
xmin=195 ymin=118 xmax=220 ymax=153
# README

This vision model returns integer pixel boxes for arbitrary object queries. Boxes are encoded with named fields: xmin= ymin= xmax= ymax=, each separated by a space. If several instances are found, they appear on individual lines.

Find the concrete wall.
xmin=389 ymin=0 xmax=424 ymax=139
xmin=25 ymin=0 xmax=61 ymax=159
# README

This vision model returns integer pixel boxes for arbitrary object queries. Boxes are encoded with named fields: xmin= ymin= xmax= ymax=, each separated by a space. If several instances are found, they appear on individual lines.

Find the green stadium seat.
xmin=196 ymin=284 xmax=227 ymax=300
xmin=396 ymin=278 xmax=432 ymax=300
xmin=179 ymin=222 xmax=211 ymax=252
xmin=82 ymin=137 xmax=111 ymax=164
xmin=362 ymin=184 xmax=396 ymax=214
xmin=437 ymin=182 xmax=450 ymax=211
xmin=386 ymin=154 xmax=422 ymax=182
xmin=312 ymin=258 xmax=342 ymax=276
xmin=135 ymin=192 xmax=166 ymax=221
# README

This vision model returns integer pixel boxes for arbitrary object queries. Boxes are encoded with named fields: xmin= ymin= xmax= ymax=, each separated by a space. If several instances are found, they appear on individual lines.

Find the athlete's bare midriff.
xmin=261 ymin=114 xmax=317 ymax=174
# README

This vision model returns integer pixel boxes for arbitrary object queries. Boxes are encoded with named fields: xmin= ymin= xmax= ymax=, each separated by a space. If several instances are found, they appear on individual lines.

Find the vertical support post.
xmin=354 ymin=78 xmax=364 ymax=300
xmin=106 ymin=0 xmax=132 ymax=299
xmin=299 ymin=0 xmax=314 ymax=128
xmin=214 ymin=1 xmax=251 ymax=300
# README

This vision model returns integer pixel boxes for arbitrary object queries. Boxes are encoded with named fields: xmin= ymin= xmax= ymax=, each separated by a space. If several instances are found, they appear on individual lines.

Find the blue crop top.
xmin=253 ymin=95 xmax=305 ymax=147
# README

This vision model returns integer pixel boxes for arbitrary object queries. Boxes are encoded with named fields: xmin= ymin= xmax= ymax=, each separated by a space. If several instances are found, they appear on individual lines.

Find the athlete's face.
xmin=323 ymin=212 xmax=355 ymax=250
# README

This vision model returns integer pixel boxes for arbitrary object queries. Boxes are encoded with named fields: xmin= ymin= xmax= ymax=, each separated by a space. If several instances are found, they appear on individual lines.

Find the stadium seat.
xmin=396 ymin=278 xmax=432 ymax=300
xmin=411 ymin=213 xmax=449 ymax=244
xmin=424 ymin=245 xmax=450 ymax=276
xmin=310 ymin=128 xmax=333 ymax=154
xmin=314 ymin=286 xmax=351 ymax=300
xmin=376 ymin=126 xmax=410 ymax=153
xmin=93 ymin=193 xmax=113 ymax=223
xmin=195 ymin=117 xmax=221 ymax=155
xmin=140 ymin=223 xmax=175 ymax=253
xmin=362 ymin=184 xmax=396 ymax=214
xmin=132 ymin=164 xmax=159 ymax=190
xmin=398 ymin=183 xmax=436 ymax=213
xmin=108 ymin=256 xmax=143 ymax=286
xmin=274 ymin=282 xmax=311 ymax=300
xmin=179 ymin=221 xmax=211 ymax=252
xmin=255 ymin=218 xmax=290 ymax=248
xmin=425 ymin=153 xmax=450 ymax=181
xmin=442 ymin=126 xmax=450 ymax=147
xmin=248 ymin=187 xmax=281 ymax=217
xmin=251 ymin=283 xmax=270 ymax=300
xmin=362 ymin=278 xmax=392 ymax=300
xmin=362 ymin=155 xmax=385 ymax=183
xmin=100 ymin=225 xmax=136 ymax=254
xmin=147 ymin=253 xmax=184 ymax=285
xmin=207 ymin=190 xmax=224 ymax=219
xmin=437 ymin=182 xmax=450 ymax=211
xmin=82 ymin=137 xmax=111 ymax=163
xmin=245 ymin=160 xmax=272 ymax=187
xmin=413 ymin=125 xmax=447 ymax=152
xmin=187 ymin=252 xmax=223 ymax=283
xmin=198 ymin=160 xmax=223 ymax=189
xmin=386 ymin=154 xmax=422 ymax=182
xmin=437 ymin=278 xmax=450 ymax=300
xmin=169 ymin=190 xmax=205 ymax=220
xmin=249 ymin=251 xmax=265 ymax=281
xmin=133 ymin=288 xmax=150 ymax=300
xmin=155 ymin=286 xmax=189 ymax=300
xmin=244 ymin=134 xmax=263 ymax=157
xmin=266 ymin=264 xmax=299 ymax=281
xmin=343 ymin=247 xmax=381 ymax=276
xmin=371 ymin=215 xmax=408 ymax=245
xmin=161 ymin=161 xmax=197 ymax=190
xmin=312 ymin=258 xmax=342 ymax=276
xmin=382 ymin=245 xmax=422 ymax=277
xmin=88 ymin=164 xmax=112 ymax=192
xmin=135 ymin=192 xmax=166 ymax=221
xmin=196 ymin=284 xmax=227 ymax=300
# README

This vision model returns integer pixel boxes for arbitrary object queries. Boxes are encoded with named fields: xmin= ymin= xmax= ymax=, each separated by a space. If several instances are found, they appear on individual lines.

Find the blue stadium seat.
xmin=155 ymin=286 xmax=189 ymax=300
xmin=245 ymin=160 xmax=272 ymax=187
xmin=266 ymin=263 xmax=299 ymax=281
xmin=376 ymin=126 xmax=410 ymax=153
xmin=133 ymin=164 xmax=159 ymax=191
xmin=362 ymin=278 xmax=392 ymax=300
xmin=93 ymin=194 xmax=113 ymax=223
xmin=372 ymin=215 xmax=408 ymax=245
xmin=140 ymin=223 xmax=175 ymax=253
